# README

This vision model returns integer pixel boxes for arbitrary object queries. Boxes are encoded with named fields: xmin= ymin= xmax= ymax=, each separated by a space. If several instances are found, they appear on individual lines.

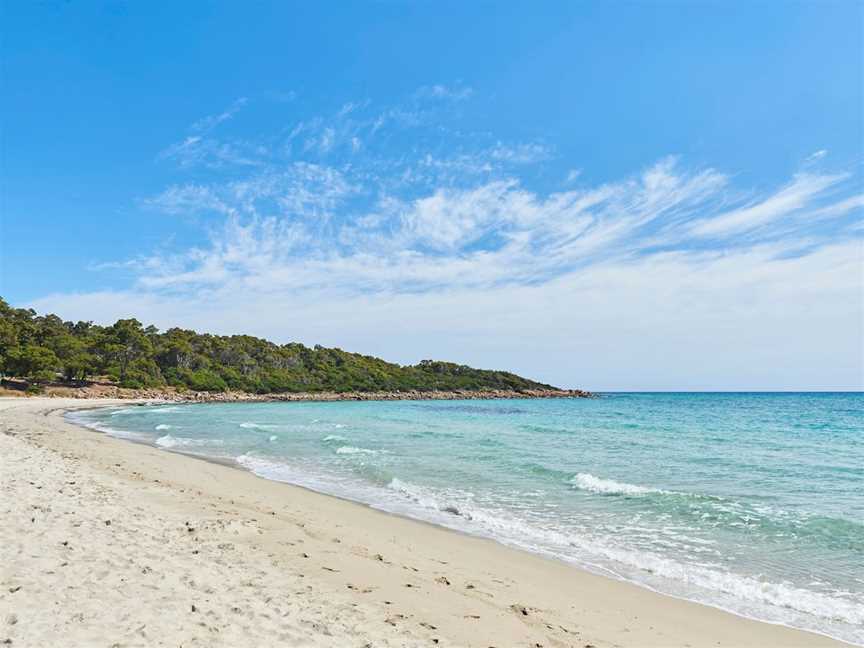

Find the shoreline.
xmin=1 ymin=397 xmax=853 ymax=647
xmin=7 ymin=384 xmax=595 ymax=402
xmin=68 ymin=401 xmax=863 ymax=646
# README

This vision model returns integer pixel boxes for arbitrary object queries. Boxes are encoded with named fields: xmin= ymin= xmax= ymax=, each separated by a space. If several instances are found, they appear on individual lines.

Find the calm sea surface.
xmin=71 ymin=393 xmax=864 ymax=643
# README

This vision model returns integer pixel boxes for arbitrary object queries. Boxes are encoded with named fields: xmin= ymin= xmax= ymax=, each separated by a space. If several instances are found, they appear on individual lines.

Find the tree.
xmin=0 ymin=321 xmax=16 ymax=378
xmin=0 ymin=297 xmax=559 ymax=393
xmin=6 ymin=345 xmax=60 ymax=382
xmin=51 ymin=334 xmax=93 ymax=383
xmin=102 ymin=319 xmax=153 ymax=384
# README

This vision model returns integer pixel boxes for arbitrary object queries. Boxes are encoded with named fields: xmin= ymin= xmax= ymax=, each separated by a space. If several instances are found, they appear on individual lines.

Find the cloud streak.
xmin=687 ymin=172 xmax=849 ymax=238
xmin=131 ymin=152 xmax=859 ymax=298
xmin=26 ymin=86 xmax=864 ymax=389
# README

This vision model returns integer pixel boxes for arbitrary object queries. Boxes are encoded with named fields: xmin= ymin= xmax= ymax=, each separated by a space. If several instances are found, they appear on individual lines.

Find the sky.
xmin=2 ymin=1 xmax=863 ymax=391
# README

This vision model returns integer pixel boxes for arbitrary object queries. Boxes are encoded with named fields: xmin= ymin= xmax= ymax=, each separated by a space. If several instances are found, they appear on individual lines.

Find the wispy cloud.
xmin=413 ymin=83 xmax=474 ymax=101
xmin=565 ymin=169 xmax=582 ymax=184
xmin=128 ymin=150 xmax=860 ymax=299
xmin=144 ymin=184 xmax=237 ymax=216
xmin=191 ymin=97 xmax=248 ymax=133
xmin=159 ymin=96 xmax=260 ymax=168
xmin=147 ymin=162 xmax=357 ymax=221
xmin=687 ymin=172 xmax=849 ymax=238
xmin=30 ymin=86 xmax=863 ymax=389
xmin=805 ymin=149 xmax=828 ymax=163
xmin=808 ymin=194 xmax=864 ymax=221
xmin=136 ymin=78 xmax=861 ymax=297
xmin=159 ymin=135 xmax=264 ymax=169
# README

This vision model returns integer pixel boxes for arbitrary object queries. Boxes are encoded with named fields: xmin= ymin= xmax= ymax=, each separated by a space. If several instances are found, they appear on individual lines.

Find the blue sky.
xmin=2 ymin=1 xmax=862 ymax=390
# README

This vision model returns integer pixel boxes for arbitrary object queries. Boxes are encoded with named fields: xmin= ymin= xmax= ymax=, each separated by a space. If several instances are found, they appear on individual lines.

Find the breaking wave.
xmin=155 ymin=434 xmax=222 ymax=449
xmin=322 ymin=434 xmax=348 ymax=442
xmin=570 ymin=472 xmax=666 ymax=495
xmin=336 ymin=446 xmax=380 ymax=455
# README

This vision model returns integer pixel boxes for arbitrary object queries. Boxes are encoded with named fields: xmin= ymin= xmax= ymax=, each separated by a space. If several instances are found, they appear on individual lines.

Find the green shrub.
xmin=182 ymin=368 xmax=228 ymax=392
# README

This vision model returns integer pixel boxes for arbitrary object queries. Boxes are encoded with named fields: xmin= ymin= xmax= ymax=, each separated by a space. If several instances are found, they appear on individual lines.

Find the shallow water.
xmin=70 ymin=393 xmax=864 ymax=644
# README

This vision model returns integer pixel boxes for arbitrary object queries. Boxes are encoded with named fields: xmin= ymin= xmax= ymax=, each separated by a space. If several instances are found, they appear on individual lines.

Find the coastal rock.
xmin=41 ymin=384 xmax=595 ymax=403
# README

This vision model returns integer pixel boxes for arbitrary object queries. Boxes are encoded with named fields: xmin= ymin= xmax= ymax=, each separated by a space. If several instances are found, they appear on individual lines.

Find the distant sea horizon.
xmin=71 ymin=392 xmax=864 ymax=644
xmin=594 ymin=390 xmax=864 ymax=394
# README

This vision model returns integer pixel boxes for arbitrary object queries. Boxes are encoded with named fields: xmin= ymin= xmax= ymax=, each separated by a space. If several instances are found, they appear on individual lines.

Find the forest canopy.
xmin=0 ymin=298 xmax=557 ymax=394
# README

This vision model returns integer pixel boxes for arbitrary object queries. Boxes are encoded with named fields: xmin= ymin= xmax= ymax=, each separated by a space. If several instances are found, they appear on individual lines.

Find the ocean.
xmin=69 ymin=393 xmax=864 ymax=644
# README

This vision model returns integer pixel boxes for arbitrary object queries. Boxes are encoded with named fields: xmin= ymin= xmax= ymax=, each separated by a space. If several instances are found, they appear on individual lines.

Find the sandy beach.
xmin=0 ymin=397 xmax=850 ymax=648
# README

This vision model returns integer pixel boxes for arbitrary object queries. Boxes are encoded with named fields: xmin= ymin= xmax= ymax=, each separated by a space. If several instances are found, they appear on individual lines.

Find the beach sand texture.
xmin=0 ymin=398 xmax=850 ymax=647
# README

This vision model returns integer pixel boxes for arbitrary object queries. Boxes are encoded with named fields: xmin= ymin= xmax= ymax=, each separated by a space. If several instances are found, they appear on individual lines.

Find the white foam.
xmin=155 ymin=434 xmax=222 ymax=449
xmin=228 ymin=451 xmax=864 ymax=643
xmin=234 ymin=453 xmax=367 ymax=498
xmin=336 ymin=446 xmax=379 ymax=455
xmin=239 ymin=422 xmax=278 ymax=429
xmin=67 ymin=414 xmax=152 ymax=442
xmin=268 ymin=435 xmax=278 ymax=442
xmin=388 ymin=478 xmax=472 ymax=518
xmin=322 ymin=434 xmax=347 ymax=442
xmin=111 ymin=406 xmax=181 ymax=416
xmin=155 ymin=424 xmax=172 ymax=431
xmin=571 ymin=473 xmax=664 ymax=495
xmin=385 ymin=478 xmax=864 ymax=632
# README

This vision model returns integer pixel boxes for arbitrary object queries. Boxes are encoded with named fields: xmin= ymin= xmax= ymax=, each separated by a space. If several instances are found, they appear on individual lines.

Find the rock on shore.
xmin=37 ymin=384 xmax=595 ymax=403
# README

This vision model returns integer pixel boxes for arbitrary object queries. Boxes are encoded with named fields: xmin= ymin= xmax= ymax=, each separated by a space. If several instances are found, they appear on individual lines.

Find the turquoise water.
xmin=71 ymin=393 xmax=864 ymax=643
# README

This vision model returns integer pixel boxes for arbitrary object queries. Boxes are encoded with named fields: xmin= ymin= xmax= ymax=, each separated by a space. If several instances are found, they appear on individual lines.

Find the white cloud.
xmin=159 ymin=136 xmax=263 ymax=169
xmin=307 ymin=126 xmax=336 ymax=155
xmin=688 ymin=172 xmax=848 ymax=238
xmin=489 ymin=142 xmax=550 ymax=164
xmin=147 ymin=163 xmax=357 ymax=221
xmin=31 ymin=240 xmax=864 ymax=390
xmin=31 ymin=87 xmax=864 ymax=390
xmin=131 ymin=157 xmax=860 ymax=300
xmin=805 ymin=149 xmax=828 ymax=163
xmin=157 ymin=98 xmax=258 ymax=168
xmin=413 ymin=84 xmax=474 ymax=101
xmin=808 ymin=194 xmax=864 ymax=221
xmin=191 ymin=97 xmax=248 ymax=133
xmin=401 ymin=180 xmax=524 ymax=251
xmin=144 ymin=184 xmax=236 ymax=216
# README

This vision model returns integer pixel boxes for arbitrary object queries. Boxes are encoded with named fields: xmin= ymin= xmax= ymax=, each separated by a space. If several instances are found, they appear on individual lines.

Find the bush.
xmin=120 ymin=358 xmax=165 ymax=389
xmin=181 ymin=368 xmax=228 ymax=392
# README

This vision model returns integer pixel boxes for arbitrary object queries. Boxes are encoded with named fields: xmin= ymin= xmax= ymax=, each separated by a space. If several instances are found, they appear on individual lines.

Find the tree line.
xmin=0 ymin=298 xmax=556 ymax=394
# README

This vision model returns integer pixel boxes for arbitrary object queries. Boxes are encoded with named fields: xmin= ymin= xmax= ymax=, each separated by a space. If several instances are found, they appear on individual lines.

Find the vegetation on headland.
xmin=0 ymin=298 xmax=583 ymax=397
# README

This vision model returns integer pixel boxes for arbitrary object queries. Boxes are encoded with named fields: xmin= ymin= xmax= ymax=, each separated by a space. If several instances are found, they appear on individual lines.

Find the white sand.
xmin=0 ymin=398 xmax=850 ymax=647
